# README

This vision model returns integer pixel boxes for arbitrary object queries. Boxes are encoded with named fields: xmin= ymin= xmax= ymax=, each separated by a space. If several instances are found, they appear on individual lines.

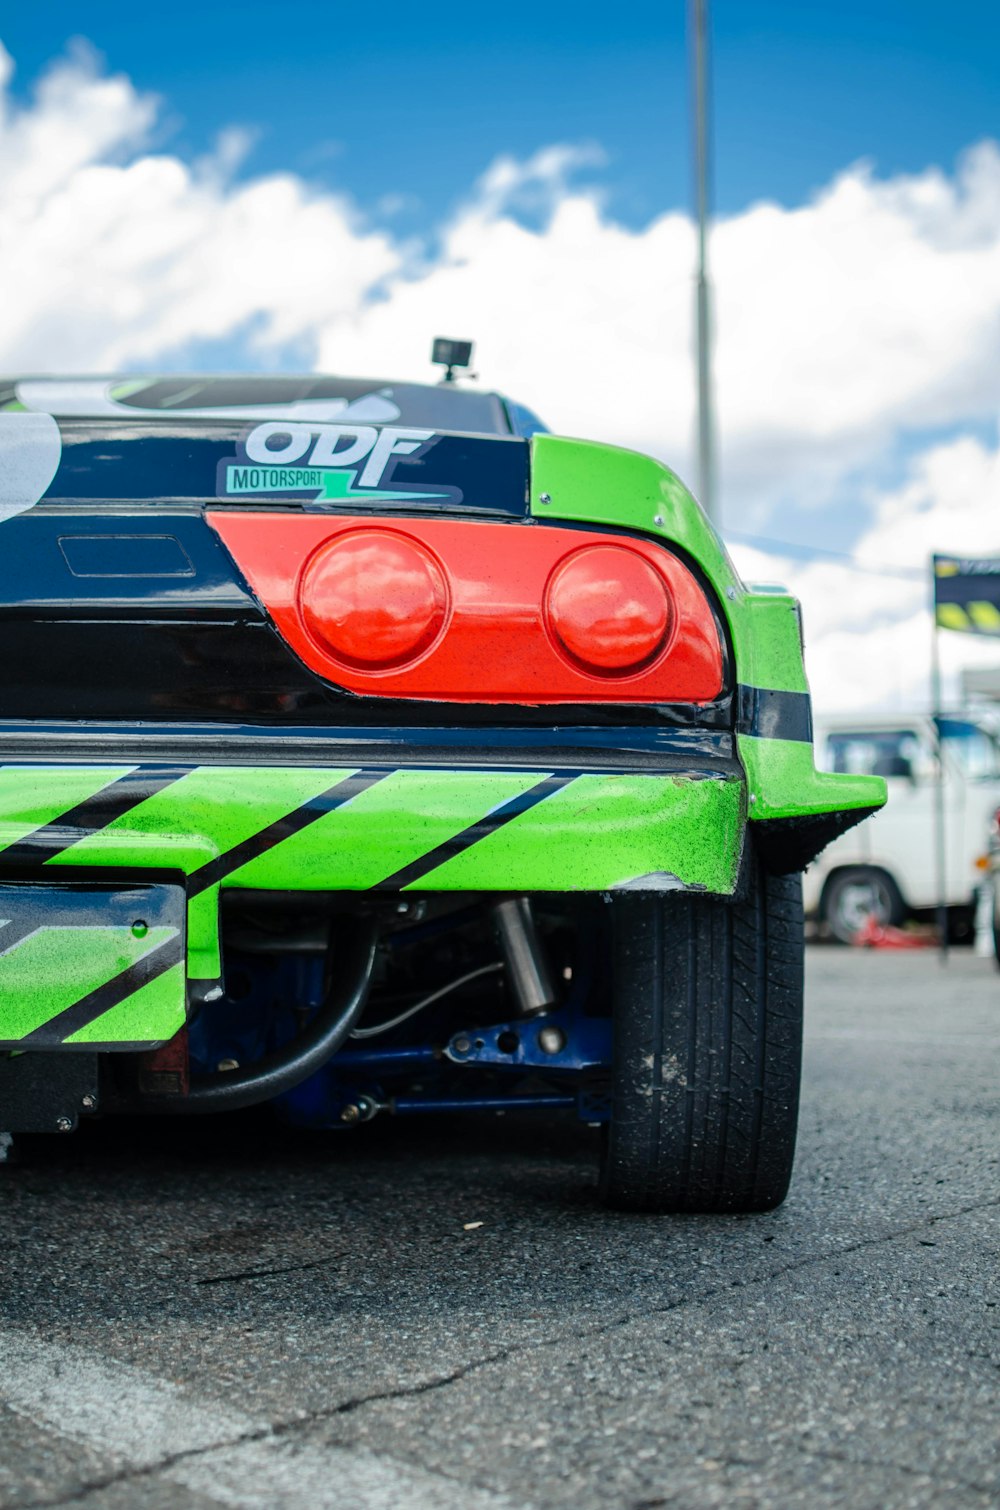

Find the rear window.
xmin=3 ymin=376 xmax=514 ymax=438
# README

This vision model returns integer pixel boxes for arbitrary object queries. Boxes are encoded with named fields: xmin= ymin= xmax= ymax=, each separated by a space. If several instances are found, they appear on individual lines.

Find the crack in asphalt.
xmin=6 ymin=1352 xmax=520 ymax=1510
xmin=7 ymin=1194 xmax=999 ymax=1510
xmin=300 ymin=1191 xmax=1000 ymax=1418
xmin=9 ymin=1424 xmax=276 ymax=1510
xmin=194 ymin=1252 xmax=349 ymax=1286
xmin=331 ymin=1350 xmax=513 ymax=1415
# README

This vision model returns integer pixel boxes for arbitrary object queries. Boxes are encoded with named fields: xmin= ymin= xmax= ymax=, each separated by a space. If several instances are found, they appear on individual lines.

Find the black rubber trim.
xmin=187 ymin=768 xmax=390 ymax=896
xmin=736 ymin=686 xmax=812 ymax=744
xmin=0 ymin=724 xmax=736 ymax=773
xmin=0 ymin=767 xmax=188 ymax=867
xmin=373 ymin=774 xmax=575 ymax=890
xmin=18 ymin=929 xmax=186 ymax=1047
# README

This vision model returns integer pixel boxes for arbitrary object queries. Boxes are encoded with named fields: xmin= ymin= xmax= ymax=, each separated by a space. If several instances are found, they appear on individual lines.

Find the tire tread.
xmin=602 ymin=852 xmax=804 ymax=1214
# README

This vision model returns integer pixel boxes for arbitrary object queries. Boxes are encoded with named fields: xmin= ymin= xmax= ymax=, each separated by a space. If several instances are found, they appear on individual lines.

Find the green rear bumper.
xmin=0 ymin=734 xmax=880 ymax=1050
xmin=0 ymin=760 xmax=745 ymax=1049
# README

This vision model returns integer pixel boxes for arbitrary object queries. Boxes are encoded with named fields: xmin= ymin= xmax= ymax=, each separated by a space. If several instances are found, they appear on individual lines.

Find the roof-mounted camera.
xmin=431 ymin=337 xmax=474 ymax=384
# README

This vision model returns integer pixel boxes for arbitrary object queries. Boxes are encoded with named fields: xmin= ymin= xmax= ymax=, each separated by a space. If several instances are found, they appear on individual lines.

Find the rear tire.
xmin=823 ymin=866 xmax=903 ymax=944
xmin=600 ymin=852 xmax=804 ymax=1214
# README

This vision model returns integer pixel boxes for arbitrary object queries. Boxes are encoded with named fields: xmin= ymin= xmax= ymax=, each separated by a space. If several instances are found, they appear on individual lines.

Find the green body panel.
xmin=0 ymin=763 xmax=747 ymax=1044
xmin=63 ymin=962 xmax=186 ymax=1046
xmin=223 ymin=769 xmax=547 ymax=891
xmin=410 ymin=773 xmax=743 ymax=893
xmin=529 ymin=434 xmax=886 ymax=821
xmin=737 ymin=736 xmax=884 ymax=820
xmin=0 ymin=924 xmax=174 ymax=1041
xmin=11 ymin=765 xmax=743 ymax=901
xmin=529 ymin=434 xmax=810 ymax=689
xmin=0 ymin=766 xmax=132 ymax=850
xmin=187 ymin=887 xmax=224 ymax=982
xmin=46 ymin=766 xmax=351 ymax=872
xmin=0 ymin=921 xmax=184 ymax=1050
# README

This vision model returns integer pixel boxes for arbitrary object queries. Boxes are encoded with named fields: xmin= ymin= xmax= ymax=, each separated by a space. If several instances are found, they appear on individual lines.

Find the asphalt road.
xmin=1 ymin=947 xmax=998 ymax=1510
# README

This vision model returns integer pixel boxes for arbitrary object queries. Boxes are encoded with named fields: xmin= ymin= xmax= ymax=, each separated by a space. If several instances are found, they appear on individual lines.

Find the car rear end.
xmin=0 ymin=378 xmax=883 ymax=1209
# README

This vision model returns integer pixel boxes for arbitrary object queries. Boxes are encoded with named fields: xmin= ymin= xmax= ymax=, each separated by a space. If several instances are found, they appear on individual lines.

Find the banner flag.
xmin=932 ymin=555 xmax=1000 ymax=635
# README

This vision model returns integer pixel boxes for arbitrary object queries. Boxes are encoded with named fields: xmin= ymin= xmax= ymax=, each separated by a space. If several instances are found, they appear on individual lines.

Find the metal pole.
xmin=930 ymin=610 xmax=949 ymax=961
xmin=690 ymin=0 xmax=716 ymax=524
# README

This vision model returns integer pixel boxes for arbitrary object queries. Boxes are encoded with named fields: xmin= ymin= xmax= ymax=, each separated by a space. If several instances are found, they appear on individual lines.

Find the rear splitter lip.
xmin=0 ymin=721 xmax=737 ymax=775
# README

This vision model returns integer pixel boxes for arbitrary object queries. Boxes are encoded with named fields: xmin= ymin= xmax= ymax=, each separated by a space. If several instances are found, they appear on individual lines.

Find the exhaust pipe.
xmin=133 ymin=922 xmax=378 ymax=1115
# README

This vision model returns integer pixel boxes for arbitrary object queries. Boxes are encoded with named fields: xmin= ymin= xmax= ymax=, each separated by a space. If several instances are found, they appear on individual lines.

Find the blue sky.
xmin=4 ymin=0 xmax=1000 ymax=235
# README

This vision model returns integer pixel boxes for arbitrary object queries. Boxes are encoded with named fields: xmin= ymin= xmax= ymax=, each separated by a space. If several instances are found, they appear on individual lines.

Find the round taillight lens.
xmin=299 ymin=529 xmax=448 ymax=669
xmin=544 ymin=544 xmax=673 ymax=675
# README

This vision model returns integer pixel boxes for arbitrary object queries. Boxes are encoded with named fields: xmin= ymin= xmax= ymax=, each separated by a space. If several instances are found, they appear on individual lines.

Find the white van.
xmin=804 ymin=714 xmax=1000 ymax=941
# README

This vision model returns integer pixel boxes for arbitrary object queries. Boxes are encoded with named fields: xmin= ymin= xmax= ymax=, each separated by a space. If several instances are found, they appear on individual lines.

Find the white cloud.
xmin=713 ymin=151 xmax=1000 ymax=511
xmin=4 ymin=40 xmax=999 ymax=497
xmin=0 ymin=41 xmax=400 ymax=371
xmin=2 ymin=38 xmax=1000 ymax=717
xmin=330 ymin=141 xmax=1000 ymax=520
xmin=0 ymin=40 xmax=154 ymax=212
xmin=730 ymin=431 xmax=1000 ymax=713
xmin=856 ymin=435 xmax=1000 ymax=572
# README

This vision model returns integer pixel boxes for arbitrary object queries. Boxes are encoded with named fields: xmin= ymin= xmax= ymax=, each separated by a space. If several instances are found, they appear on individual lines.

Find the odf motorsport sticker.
xmin=217 ymin=422 xmax=452 ymax=505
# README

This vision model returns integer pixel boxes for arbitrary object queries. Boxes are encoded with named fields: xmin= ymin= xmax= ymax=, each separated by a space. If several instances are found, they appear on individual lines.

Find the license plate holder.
xmin=0 ymin=882 xmax=186 ymax=1050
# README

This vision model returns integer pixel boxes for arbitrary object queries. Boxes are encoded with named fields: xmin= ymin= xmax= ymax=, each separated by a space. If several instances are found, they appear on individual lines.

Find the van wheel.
xmin=823 ymin=867 xmax=903 ymax=944
xmin=599 ymin=853 xmax=804 ymax=1214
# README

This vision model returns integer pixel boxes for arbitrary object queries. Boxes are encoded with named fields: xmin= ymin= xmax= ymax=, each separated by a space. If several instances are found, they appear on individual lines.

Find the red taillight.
xmin=545 ymin=545 xmax=672 ymax=675
xmin=207 ymin=512 xmax=724 ymax=704
xmin=301 ymin=529 xmax=448 ymax=670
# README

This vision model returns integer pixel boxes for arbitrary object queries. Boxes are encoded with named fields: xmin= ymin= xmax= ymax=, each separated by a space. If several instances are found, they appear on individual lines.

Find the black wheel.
xmin=823 ymin=866 xmax=903 ymax=944
xmin=599 ymin=854 xmax=804 ymax=1214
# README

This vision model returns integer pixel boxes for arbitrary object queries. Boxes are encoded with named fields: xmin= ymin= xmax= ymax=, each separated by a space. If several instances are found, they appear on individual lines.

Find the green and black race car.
xmin=0 ymin=367 xmax=884 ymax=1211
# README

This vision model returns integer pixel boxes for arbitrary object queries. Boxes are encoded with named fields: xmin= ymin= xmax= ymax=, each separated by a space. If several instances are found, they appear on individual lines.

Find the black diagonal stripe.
xmin=187 ymin=768 xmax=392 ymax=896
xmin=373 ymin=774 xmax=575 ymax=891
xmin=736 ymin=686 xmax=813 ymax=744
xmin=0 ymin=766 xmax=190 ymax=867
xmin=19 ymin=929 xmax=186 ymax=1047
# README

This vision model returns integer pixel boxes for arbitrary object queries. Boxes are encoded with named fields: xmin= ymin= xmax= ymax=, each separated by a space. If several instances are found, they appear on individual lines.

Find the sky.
xmin=1 ymin=4 xmax=999 ymax=712
xmin=4 ymin=1 xmax=999 ymax=232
